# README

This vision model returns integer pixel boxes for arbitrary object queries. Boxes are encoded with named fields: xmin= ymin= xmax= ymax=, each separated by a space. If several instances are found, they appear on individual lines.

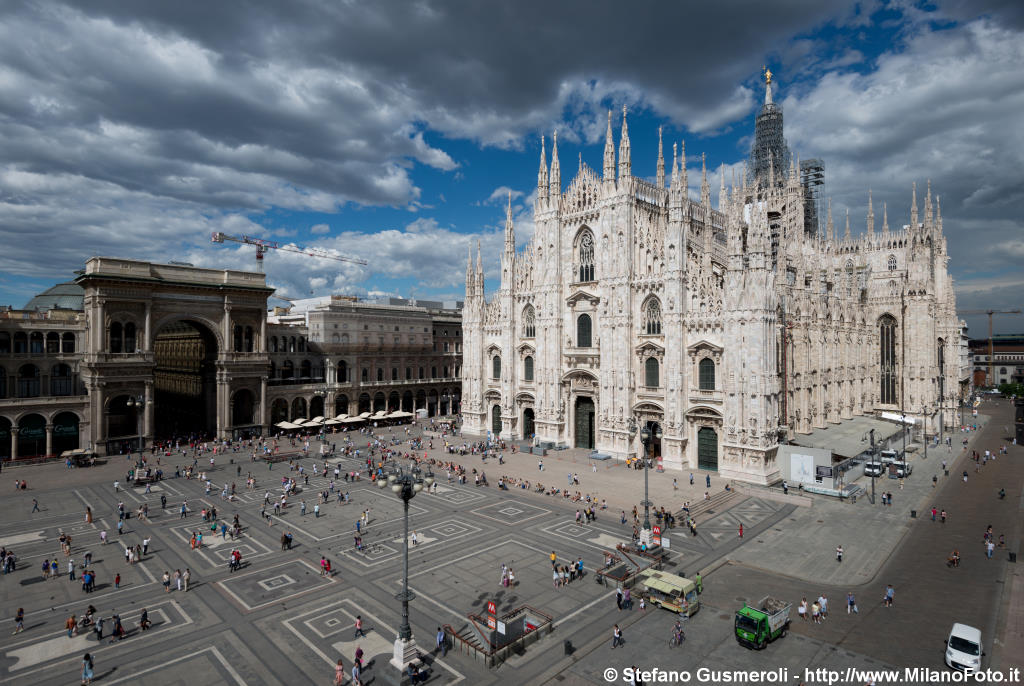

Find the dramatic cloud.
xmin=0 ymin=0 xmax=1019 ymax=335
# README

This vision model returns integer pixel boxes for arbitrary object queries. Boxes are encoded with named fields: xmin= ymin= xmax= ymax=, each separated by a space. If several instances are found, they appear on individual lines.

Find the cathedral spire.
xmin=476 ymin=239 xmax=483 ymax=275
xmin=768 ymin=156 xmax=775 ymax=188
xmin=680 ymin=140 xmax=688 ymax=196
xmin=466 ymin=241 xmax=474 ymax=296
xmin=549 ymin=130 xmax=561 ymax=200
xmin=924 ymin=179 xmax=933 ymax=228
xmin=866 ymin=190 xmax=875 ymax=236
xmin=671 ymin=142 xmax=678 ymax=189
xmin=656 ymin=126 xmax=665 ymax=189
xmin=602 ymin=110 xmax=615 ymax=183
xmin=883 ymin=201 xmax=890 ymax=234
xmin=764 ymin=66 xmax=773 ymax=105
xmin=936 ymin=194 xmax=943 ymax=233
xmin=910 ymin=181 xmax=918 ymax=230
xmin=719 ymin=164 xmax=726 ymax=210
xmin=826 ymin=198 xmax=834 ymax=241
xmin=700 ymin=153 xmax=710 ymax=207
xmin=504 ymin=190 xmax=515 ymax=254
xmin=537 ymin=135 xmax=548 ymax=203
xmin=618 ymin=105 xmax=631 ymax=179
xmin=844 ymin=208 xmax=851 ymax=240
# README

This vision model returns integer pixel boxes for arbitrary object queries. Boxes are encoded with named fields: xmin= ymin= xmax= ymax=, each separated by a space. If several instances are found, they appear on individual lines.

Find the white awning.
xmin=275 ymin=421 xmax=299 ymax=429
xmin=334 ymin=414 xmax=349 ymax=420
xmin=359 ymin=412 xmax=371 ymax=418
xmin=324 ymin=419 xmax=341 ymax=425
xmin=343 ymin=416 xmax=366 ymax=424
xmin=292 ymin=418 xmax=309 ymax=425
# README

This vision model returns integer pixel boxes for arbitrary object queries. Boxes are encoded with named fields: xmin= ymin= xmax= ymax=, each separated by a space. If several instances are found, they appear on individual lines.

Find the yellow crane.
xmin=210 ymin=232 xmax=368 ymax=272
xmin=961 ymin=309 xmax=1023 ymax=385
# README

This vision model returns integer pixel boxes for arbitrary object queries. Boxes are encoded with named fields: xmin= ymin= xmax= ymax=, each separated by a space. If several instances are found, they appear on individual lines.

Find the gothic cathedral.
xmin=461 ymin=77 xmax=961 ymax=484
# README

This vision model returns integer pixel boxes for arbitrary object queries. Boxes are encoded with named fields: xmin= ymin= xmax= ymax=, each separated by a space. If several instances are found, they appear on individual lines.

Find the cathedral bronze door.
xmin=491 ymin=405 xmax=502 ymax=436
xmin=574 ymin=397 xmax=595 ymax=450
xmin=523 ymin=408 xmax=535 ymax=439
xmin=697 ymin=426 xmax=718 ymax=471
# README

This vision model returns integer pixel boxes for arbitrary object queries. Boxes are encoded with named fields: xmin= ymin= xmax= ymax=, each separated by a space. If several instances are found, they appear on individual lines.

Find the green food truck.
xmin=637 ymin=570 xmax=700 ymax=617
xmin=735 ymin=596 xmax=791 ymax=649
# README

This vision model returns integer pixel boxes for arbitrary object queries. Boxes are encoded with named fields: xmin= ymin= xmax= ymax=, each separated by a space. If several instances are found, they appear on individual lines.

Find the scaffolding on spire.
xmin=799 ymin=158 xmax=826 ymax=238
xmin=748 ymin=69 xmax=791 ymax=189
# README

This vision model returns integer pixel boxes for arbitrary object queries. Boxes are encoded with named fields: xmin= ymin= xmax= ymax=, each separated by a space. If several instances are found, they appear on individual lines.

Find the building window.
xmin=492 ymin=355 xmax=501 ymax=380
xmin=377 ymin=368 xmax=384 ymax=382
xmin=645 ymin=357 xmax=659 ymax=387
xmin=392 ymin=368 xmax=398 ymax=380
xmin=62 ymin=332 xmax=75 ymax=354
xmin=577 ymin=314 xmax=592 ymax=348
xmin=17 ymin=364 xmax=40 ymax=398
xmin=524 ymin=356 xmax=534 ymax=381
xmin=431 ymin=366 xmax=437 ymax=379
xmin=444 ymin=342 xmax=449 ymax=352
xmin=879 ymin=314 xmax=898 ymax=404
xmin=698 ymin=358 xmax=715 ymax=390
xmin=643 ymin=298 xmax=661 ymax=335
xmin=29 ymin=332 xmax=43 ymax=354
xmin=124 ymin=323 xmax=136 ymax=354
xmin=578 ymin=230 xmax=596 ymax=282
xmin=418 ymin=367 xmax=424 ymax=379
xmin=406 ymin=367 xmax=412 ymax=380
xmin=362 ymin=368 xmax=369 ymax=382
xmin=887 ymin=255 xmax=897 ymax=271
xmin=523 ymin=305 xmax=536 ymax=338
xmin=109 ymin=322 xmax=122 ymax=353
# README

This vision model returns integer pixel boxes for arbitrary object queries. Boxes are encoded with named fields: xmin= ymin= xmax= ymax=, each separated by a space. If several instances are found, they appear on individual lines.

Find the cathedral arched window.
xmin=887 ymin=255 xmax=897 ymax=271
xmin=698 ymin=358 xmax=716 ymax=390
xmin=109 ymin=322 xmax=123 ymax=354
xmin=879 ymin=315 xmax=898 ymax=405
xmin=643 ymin=298 xmax=662 ymax=335
xmin=577 ymin=230 xmax=596 ymax=282
xmin=124 ymin=322 xmax=136 ymax=354
xmin=524 ymin=355 xmax=534 ymax=382
xmin=645 ymin=357 xmax=660 ymax=388
xmin=523 ymin=305 xmax=536 ymax=338
xmin=492 ymin=355 xmax=501 ymax=380
xmin=577 ymin=314 xmax=592 ymax=348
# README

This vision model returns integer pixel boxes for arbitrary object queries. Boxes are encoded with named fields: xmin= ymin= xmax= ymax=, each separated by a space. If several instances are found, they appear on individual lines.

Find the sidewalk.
xmin=726 ymin=411 xmax=995 ymax=586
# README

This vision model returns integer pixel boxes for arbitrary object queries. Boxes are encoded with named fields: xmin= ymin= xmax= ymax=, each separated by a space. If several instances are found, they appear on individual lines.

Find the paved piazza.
xmin=1 ymin=404 xmax=1021 ymax=685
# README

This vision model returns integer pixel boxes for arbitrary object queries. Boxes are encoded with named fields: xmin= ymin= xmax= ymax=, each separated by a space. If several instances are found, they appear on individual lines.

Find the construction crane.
xmin=961 ymin=309 xmax=1023 ymax=385
xmin=210 ymin=232 xmax=368 ymax=272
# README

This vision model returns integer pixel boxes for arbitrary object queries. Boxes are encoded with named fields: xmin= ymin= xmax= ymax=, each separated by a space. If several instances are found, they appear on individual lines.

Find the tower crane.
xmin=210 ymin=232 xmax=368 ymax=272
xmin=960 ymin=309 xmax=1023 ymax=385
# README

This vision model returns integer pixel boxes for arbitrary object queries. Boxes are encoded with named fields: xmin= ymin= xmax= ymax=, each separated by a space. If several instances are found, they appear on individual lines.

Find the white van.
xmin=863 ymin=461 xmax=885 ymax=477
xmin=945 ymin=623 xmax=982 ymax=671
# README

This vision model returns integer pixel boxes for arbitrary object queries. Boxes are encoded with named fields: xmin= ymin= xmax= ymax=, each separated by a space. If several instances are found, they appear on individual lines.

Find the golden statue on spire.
xmin=764 ymin=67 xmax=773 ymax=85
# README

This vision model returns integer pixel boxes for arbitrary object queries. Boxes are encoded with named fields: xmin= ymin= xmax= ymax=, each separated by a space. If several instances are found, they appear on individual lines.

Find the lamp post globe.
xmin=380 ymin=463 xmax=433 ymax=671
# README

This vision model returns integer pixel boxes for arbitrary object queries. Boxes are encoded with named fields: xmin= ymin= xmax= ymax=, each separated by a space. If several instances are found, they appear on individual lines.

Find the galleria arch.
xmin=78 ymin=257 xmax=272 ymax=451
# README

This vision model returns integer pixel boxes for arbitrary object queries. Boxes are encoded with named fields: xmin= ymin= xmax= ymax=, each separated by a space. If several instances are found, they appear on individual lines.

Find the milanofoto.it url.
xmin=601 ymin=666 xmax=1022 ymax=683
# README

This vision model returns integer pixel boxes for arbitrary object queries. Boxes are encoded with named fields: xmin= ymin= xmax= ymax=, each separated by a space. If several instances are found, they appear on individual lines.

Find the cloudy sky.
xmin=1 ymin=0 xmax=1022 ymax=334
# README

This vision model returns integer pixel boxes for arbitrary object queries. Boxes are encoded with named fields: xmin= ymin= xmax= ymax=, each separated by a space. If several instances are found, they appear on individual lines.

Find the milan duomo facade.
xmin=461 ymin=78 xmax=962 ymax=484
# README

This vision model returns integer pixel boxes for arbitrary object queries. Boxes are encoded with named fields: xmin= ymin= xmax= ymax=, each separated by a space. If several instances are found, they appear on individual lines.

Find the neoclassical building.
xmin=1 ymin=259 xmax=462 ymax=460
xmin=462 ymin=78 xmax=965 ymax=484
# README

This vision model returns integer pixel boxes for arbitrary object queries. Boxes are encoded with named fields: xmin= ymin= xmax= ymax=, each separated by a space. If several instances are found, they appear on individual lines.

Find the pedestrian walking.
xmin=184 ymin=568 xmax=191 ymax=591
xmin=616 ymin=587 xmax=623 ymax=610
xmin=738 ymin=523 xmax=743 ymax=539
xmin=31 ymin=499 xmax=40 ymax=513
xmin=13 ymin=607 xmax=24 ymax=634
xmin=836 ymin=545 xmax=843 ymax=563
xmin=81 ymin=652 xmax=94 ymax=685
xmin=354 ymin=615 xmax=365 ymax=638
xmin=883 ymin=584 xmax=894 ymax=607
xmin=162 ymin=571 xmax=170 ymax=592
xmin=175 ymin=569 xmax=182 ymax=591
xmin=847 ymin=592 xmax=858 ymax=614
xmin=437 ymin=626 xmax=447 ymax=656
xmin=941 ymin=509 xmax=947 ymax=523
xmin=334 ymin=659 xmax=344 ymax=686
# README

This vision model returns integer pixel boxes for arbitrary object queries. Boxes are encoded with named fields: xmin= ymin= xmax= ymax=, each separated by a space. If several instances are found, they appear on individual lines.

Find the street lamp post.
xmin=126 ymin=394 xmax=145 ymax=453
xmin=378 ymin=464 xmax=434 ymax=671
xmin=627 ymin=417 xmax=662 ymax=547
